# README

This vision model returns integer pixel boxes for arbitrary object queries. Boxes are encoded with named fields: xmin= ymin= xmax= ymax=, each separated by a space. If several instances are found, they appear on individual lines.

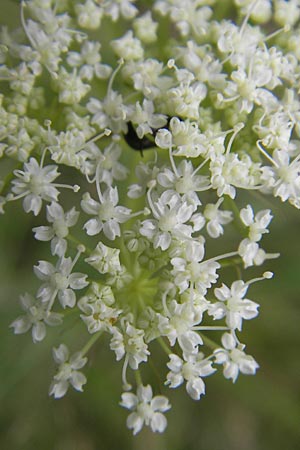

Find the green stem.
xmin=157 ymin=336 xmax=171 ymax=356
xmin=80 ymin=331 xmax=102 ymax=356
xmin=134 ymin=369 xmax=142 ymax=386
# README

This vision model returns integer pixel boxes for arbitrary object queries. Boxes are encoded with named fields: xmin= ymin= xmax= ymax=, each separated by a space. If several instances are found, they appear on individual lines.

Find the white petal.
xmin=127 ymin=412 xmax=143 ymax=435
xmin=150 ymin=412 xmax=167 ymax=433
xmin=151 ymin=396 xmax=171 ymax=412
xmin=70 ymin=371 xmax=87 ymax=391
xmin=49 ymin=380 xmax=69 ymax=398
xmin=120 ymin=392 xmax=138 ymax=410
xmin=83 ymin=218 xmax=102 ymax=236
xmin=69 ymin=273 xmax=89 ymax=289
xmin=10 ymin=316 xmax=31 ymax=334
xmin=32 ymin=322 xmax=46 ymax=343
xmin=58 ymin=289 xmax=76 ymax=308
xmin=53 ymin=344 xmax=69 ymax=364
xmin=186 ymin=377 xmax=205 ymax=400
xmin=32 ymin=226 xmax=54 ymax=241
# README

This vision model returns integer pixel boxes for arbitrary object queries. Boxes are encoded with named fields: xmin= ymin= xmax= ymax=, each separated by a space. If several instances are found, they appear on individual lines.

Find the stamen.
xmin=264 ymin=24 xmax=290 ymax=43
xmin=53 ymin=183 xmax=80 ymax=192
xmin=71 ymin=244 xmax=86 ymax=271
xmin=20 ymin=1 xmax=37 ymax=49
xmin=169 ymin=146 xmax=178 ymax=178
xmin=95 ymin=161 xmax=104 ymax=203
xmin=192 ymin=157 xmax=210 ymax=176
xmin=122 ymin=355 xmax=132 ymax=391
xmin=40 ymin=146 xmax=50 ymax=168
xmin=201 ymin=251 xmax=239 ymax=266
xmin=245 ymin=271 xmax=274 ymax=287
xmin=80 ymin=128 xmax=111 ymax=151
xmin=46 ymin=288 xmax=58 ymax=312
xmin=129 ymin=207 xmax=151 ymax=219
xmin=146 ymin=181 xmax=160 ymax=219
xmin=217 ymin=93 xmax=240 ymax=104
xmin=6 ymin=191 xmax=30 ymax=202
xmin=193 ymin=326 xmax=230 ymax=331
xmin=107 ymin=58 xmax=124 ymax=96
xmin=226 ymin=122 xmax=244 ymax=155
xmin=256 ymin=140 xmax=279 ymax=167
xmin=240 ymin=0 xmax=260 ymax=37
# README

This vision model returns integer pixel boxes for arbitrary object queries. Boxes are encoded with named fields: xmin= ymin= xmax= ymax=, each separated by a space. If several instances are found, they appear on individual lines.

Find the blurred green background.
xmin=1 ymin=1 xmax=300 ymax=449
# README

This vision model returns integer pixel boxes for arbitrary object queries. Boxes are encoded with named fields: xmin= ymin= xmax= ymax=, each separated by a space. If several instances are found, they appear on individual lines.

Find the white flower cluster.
xmin=2 ymin=0 xmax=299 ymax=435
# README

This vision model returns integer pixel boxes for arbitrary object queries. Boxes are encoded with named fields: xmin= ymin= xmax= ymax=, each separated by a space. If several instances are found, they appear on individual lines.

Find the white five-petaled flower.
xmin=214 ymin=333 xmax=259 ymax=383
xmin=171 ymin=240 xmax=220 ymax=294
xmin=49 ymin=344 xmax=88 ymax=398
xmin=209 ymin=280 xmax=259 ymax=331
xmin=78 ymin=283 xmax=121 ymax=334
xmin=85 ymin=241 xmax=121 ymax=274
xmin=129 ymin=98 xmax=167 ymax=138
xmin=10 ymin=292 xmax=63 ymax=343
xmin=120 ymin=384 xmax=171 ymax=435
xmin=32 ymin=202 xmax=79 ymax=256
xmin=166 ymin=352 xmax=215 ymax=400
xmin=203 ymin=198 xmax=233 ymax=238
xmin=81 ymin=187 xmax=131 ymax=240
xmin=240 ymin=204 xmax=272 ymax=242
xmin=158 ymin=300 xmax=203 ymax=355
xmin=34 ymin=257 xmax=89 ymax=308
xmin=157 ymin=159 xmax=209 ymax=208
xmin=110 ymin=321 xmax=150 ymax=370
xmin=140 ymin=191 xmax=194 ymax=251
xmin=11 ymin=157 xmax=60 ymax=216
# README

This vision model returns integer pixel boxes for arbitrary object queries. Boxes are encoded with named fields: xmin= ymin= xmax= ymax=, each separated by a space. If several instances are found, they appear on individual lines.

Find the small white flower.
xmin=240 ymin=204 xmax=272 ymax=242
xmin=10 ymin=292 xmax=62 ymax=343
xmin=214 ymin=333 xmax=259 ymax=382
xmin=209 ymin=280 xmax=259 ymax=331
xmin=203 ymin=198 xmax=233 ymax=238
xmin=171 ymin=240 xmax=220 ymax=295
xmin=78 ymin=283 xmax=121 ymax=334
xmin=11 ymin=157 xmax=60 ymax=216
xmin=33 ymin=202 xmax=79 ymax=256
xmin=75 ymin=0 xmax=103 ymax=29
xmin=104 ymin=0 xmax=138 ymax=21
xmin=111 ymin=31 xmax=144 ymax=61
xmin=133 ymin=12 xmax=158 ymax=44
xmin=120 ymin=384 xmax=171 ymax=434
xmin=87 ymin=91 xmax=128 ymax=134
xmin=110 ymin=321 xmax=150 ymax=369
xmin=140 ymin=191 xmax=194 ymax=251
xmin=34 ymin=257 xmax=89 ymax=308
xmin=129 ymin=99 xmax=167 ymax=139
xmin=55 ymin=68 xmax=91 ymax=105
xmin=81 ymin=187 xmax=131 ymax=240
xmin=85 ymin=241 xmax=121 ymax=274
xmin=158 ymin=300 xmax=203 ymax=355
xmin=238 ymin=238 xmax=267 ymax=268
xmin=49 ymin=344 xmax=88 ymax=398
xmin=67 ymin=40 xmax=112 ymax=81
xmin=157 ymin=159 xmax=209 ymax=208
xmin=166 ymin=352 xmax=215 ymax=400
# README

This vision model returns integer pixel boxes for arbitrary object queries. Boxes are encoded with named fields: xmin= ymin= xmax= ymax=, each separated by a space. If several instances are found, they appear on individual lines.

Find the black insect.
xmin=123 ymin=116 xmax=176 ymax=156
xmin=123 ymin=121 xmax=156 ymax=155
